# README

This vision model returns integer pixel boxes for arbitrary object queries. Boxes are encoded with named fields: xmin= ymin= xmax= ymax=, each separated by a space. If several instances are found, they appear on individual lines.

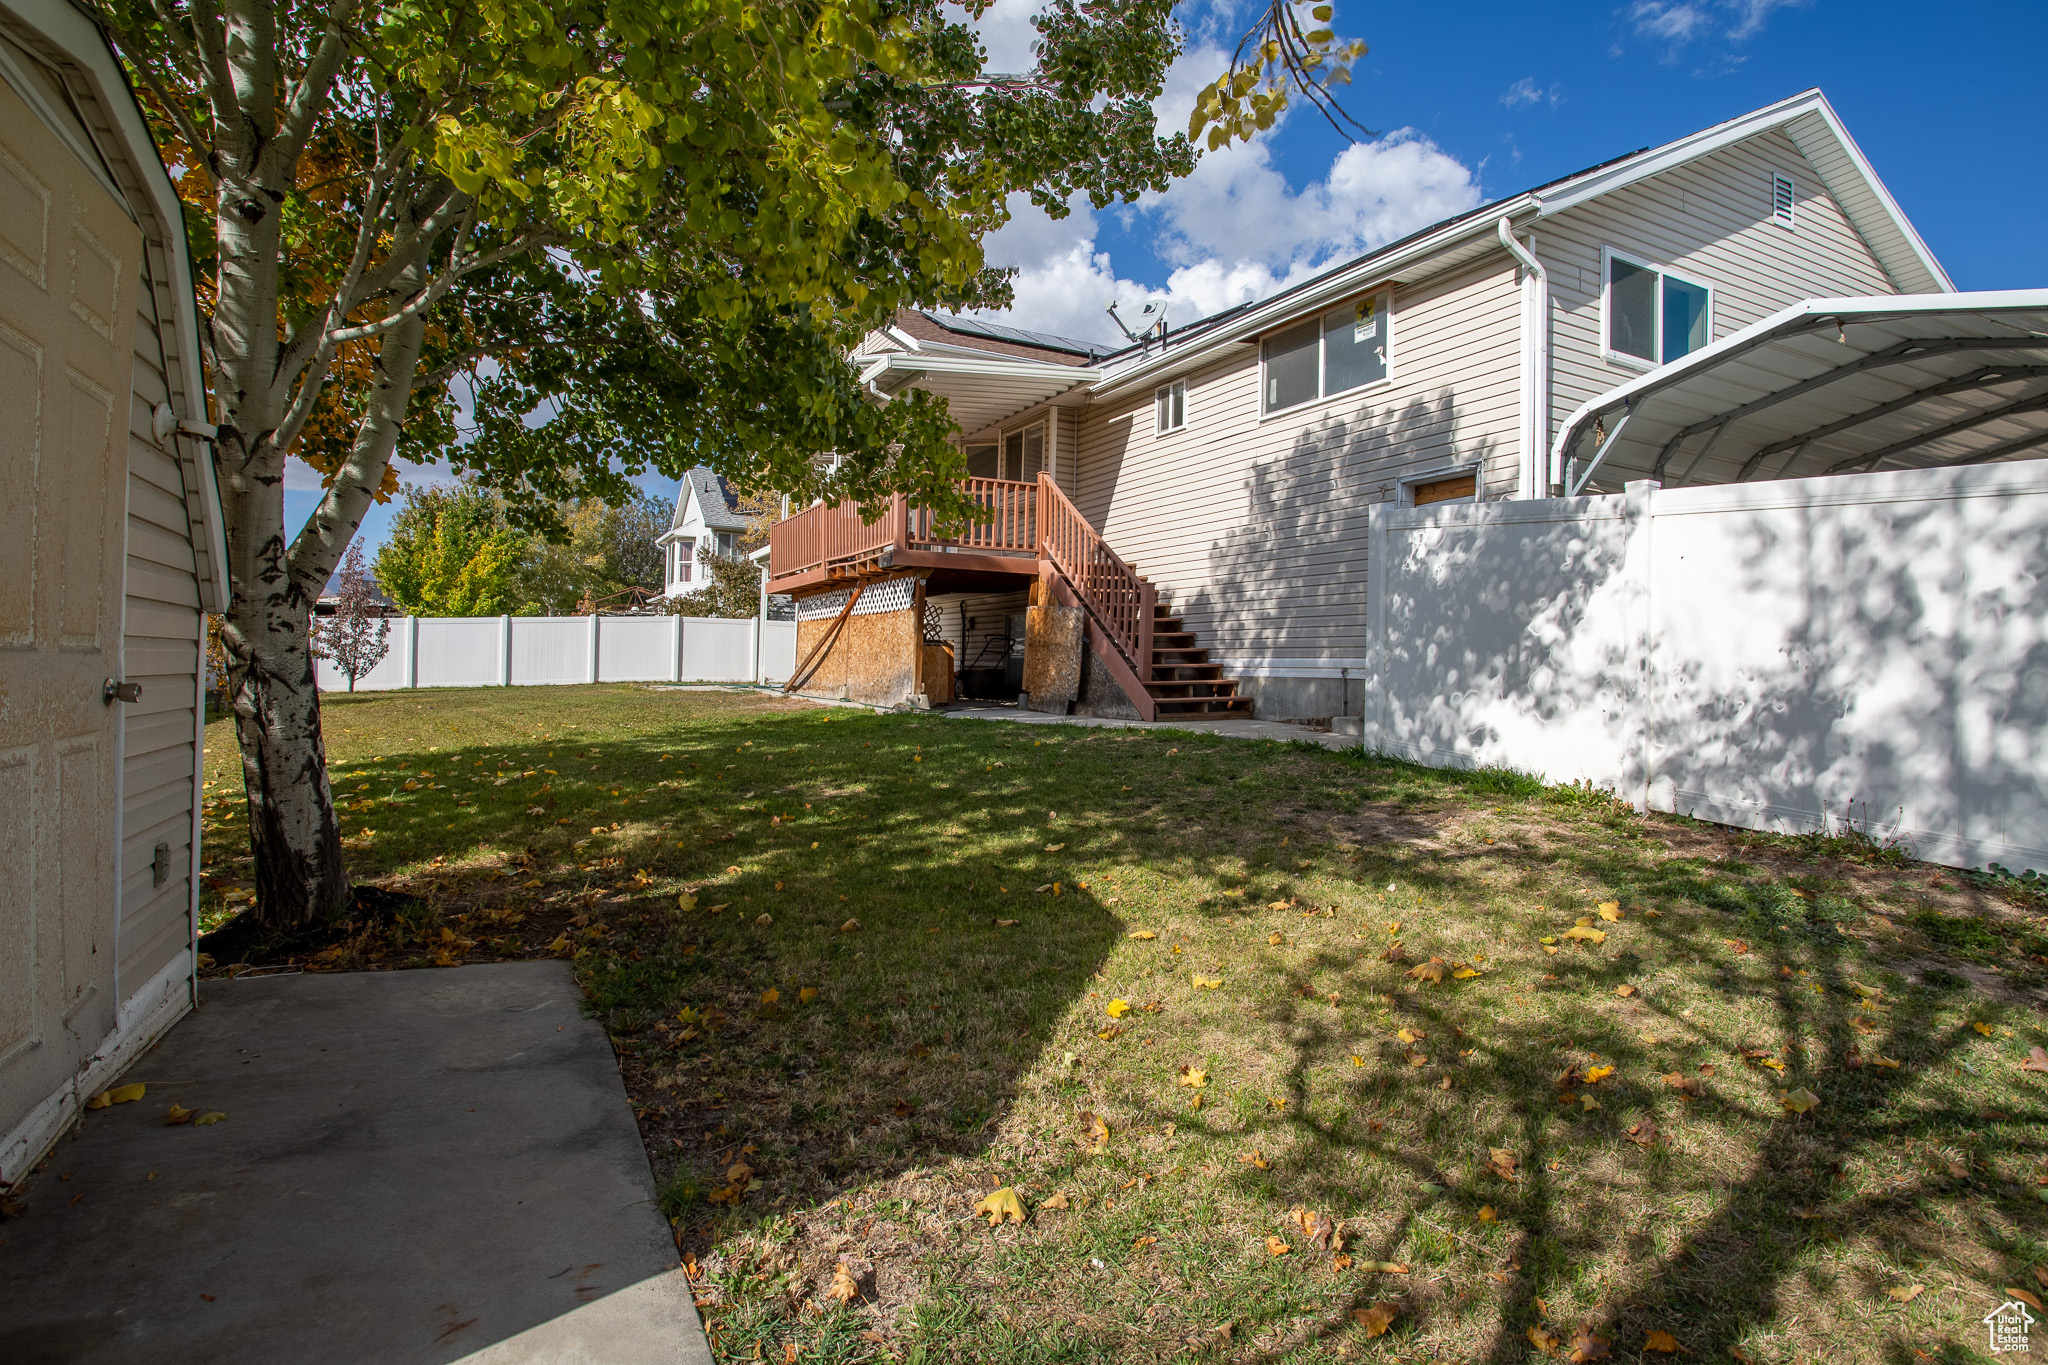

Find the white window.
xmin=1261 ymin=291 xmax=1389 ymax=416
xmin=1770 ymin=172 xmax=1796 ymax=230
xmin=1003 ymin=422 xmax=1046 ymax=481
xmin=676 ymin=537 xmax=696 ymax=584
xmin=1155 ymin=380 xmax=1186 ymax=433
xmin=1602 ymin=248 xmax=1711 ymax=368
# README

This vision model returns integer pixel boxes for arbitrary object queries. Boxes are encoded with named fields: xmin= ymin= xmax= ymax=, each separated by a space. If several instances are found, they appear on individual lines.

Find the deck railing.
xmin=1035 ymin=473 xmax=1153 ymax=671
xmin=768 ymin=473 xmax=1152 ymax=673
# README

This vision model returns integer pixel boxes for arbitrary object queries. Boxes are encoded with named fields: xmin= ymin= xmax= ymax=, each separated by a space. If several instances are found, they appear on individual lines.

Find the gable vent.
xmin=1771 ymin=172 xmax=1796 ymax=229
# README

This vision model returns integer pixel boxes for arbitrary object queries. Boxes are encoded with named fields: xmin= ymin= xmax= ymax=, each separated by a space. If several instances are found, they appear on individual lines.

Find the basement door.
xmin=0 ymin=68 xmax=143 ymax=1143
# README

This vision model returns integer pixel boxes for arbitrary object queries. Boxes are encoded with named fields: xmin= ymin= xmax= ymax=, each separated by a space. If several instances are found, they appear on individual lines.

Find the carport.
xmin=1552 ymin=289 xmax=2048 ymax=495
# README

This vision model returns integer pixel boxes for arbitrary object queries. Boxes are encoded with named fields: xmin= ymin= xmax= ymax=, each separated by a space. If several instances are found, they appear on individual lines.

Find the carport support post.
xmin=586 ymin=613 xmax=600 ymax=684
xmin=1622 ymin=480 xmax=1659 ymax=813
xmin=499 ymin=616 xmax=512 ymax=686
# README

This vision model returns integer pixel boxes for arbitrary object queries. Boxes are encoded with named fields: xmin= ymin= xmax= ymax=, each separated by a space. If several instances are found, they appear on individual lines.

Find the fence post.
xmin=1364 ymin=503 xmax=1385 ymax=752
xmin=1622 ymin=480 xmax=1660 ymax=813
xmin=500 ymin=615 xmax=512 ymax=686
xmin=671 ymin=613 xmax=683 ymax=683
xmin=587 ymin=613 xmax=600 ymax=685
xmin=403 ymin=615 xmax=419 ymax=690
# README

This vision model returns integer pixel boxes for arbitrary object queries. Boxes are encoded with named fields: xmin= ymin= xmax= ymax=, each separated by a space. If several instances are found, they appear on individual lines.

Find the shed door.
xmin=0 ymin=69 xmax=142 ymax=1144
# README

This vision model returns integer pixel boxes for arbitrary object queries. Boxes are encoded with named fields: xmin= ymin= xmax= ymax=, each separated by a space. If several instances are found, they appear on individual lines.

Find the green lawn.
xmin=201 ymin=685 xmax=2048 ymax=1364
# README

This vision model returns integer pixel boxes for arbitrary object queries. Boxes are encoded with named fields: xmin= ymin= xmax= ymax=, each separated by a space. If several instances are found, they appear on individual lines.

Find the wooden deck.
xmin=768 ymin=476 xmax=1252 ymax=719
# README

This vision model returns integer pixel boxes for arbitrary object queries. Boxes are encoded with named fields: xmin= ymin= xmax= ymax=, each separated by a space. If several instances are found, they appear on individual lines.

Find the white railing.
xmin=316 ymin=615 xmax=798 ymax=692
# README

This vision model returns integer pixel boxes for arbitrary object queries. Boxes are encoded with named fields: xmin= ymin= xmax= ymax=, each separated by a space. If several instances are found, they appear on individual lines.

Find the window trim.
xmin=1599 ymin=245 xmax=1713 ymax=373
xmin=1257 ymin=287 xmax=1394 ymax=422
xmin=1154 ymin=379 xmax=1187 ymax=435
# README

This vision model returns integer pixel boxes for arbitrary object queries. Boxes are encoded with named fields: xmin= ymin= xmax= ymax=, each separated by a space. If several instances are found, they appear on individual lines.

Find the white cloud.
xmin=968 ymin=124 xmax=1482 ymax=346
xmin=950 ymin=1 xmax=1483 ymax=346
xmin=1500 ymin=77 xmax=1564 ymax=110
xmin=1626 ymin=0 xmax=1808 ymax=51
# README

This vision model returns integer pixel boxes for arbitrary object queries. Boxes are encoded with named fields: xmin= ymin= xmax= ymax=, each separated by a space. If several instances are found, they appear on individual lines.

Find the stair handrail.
xmin=1034 ymin=473 xmax=1154 ymax=671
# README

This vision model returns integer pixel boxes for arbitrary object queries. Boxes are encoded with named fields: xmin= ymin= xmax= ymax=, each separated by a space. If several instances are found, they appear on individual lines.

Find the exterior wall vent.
xmin=1771 ymin=172 xmax=1796 ymax=229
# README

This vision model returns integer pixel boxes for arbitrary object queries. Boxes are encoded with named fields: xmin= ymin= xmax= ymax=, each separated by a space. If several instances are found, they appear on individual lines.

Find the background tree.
xmin=96 ymin=0 xmax=1368 ymax=925
xmin=665 ymin=555 xmax=769 ymax=621
xmin=510 ymin=491 xmax=670 ymax=614
xmin=310 ymin=542 xmax=392 ymax=690
xmin=373 ymin=483 xmax=526 ymax=616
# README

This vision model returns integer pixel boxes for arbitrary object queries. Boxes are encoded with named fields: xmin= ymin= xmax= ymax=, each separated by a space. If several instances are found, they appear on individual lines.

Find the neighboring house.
xmin=658 ymin=465 xmax=752 ymax=597
xmin=0 ymin=0 xmax=226 ymax=1184
xmin=769 ymin=89 xmax=1979 ymax=721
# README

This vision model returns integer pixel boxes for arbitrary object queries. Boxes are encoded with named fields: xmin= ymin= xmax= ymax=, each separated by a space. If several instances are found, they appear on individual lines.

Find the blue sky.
xmin=302 ymin=0 xmax=2046 ymax=563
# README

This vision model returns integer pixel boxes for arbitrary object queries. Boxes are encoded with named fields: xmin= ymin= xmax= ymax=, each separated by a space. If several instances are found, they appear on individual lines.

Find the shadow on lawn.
xmin=306 ymin=694 xmax=2045 ymax=1362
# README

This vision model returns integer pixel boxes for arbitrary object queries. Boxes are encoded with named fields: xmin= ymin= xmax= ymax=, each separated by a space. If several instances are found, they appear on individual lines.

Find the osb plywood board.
xmin=793 ymin=606 xmax=919 ymax=706
xmin=1022 ymin=604 xmax=1083 ymax=713
xmin=923 ymin=644 xmax=956 ymax=705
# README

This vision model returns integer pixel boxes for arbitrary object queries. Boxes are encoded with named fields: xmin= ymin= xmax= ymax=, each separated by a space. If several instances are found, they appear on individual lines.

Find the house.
xmin=0 ymin=0 xmax=225 ymax=1183
xmin=658 ymin=465 xmax=753 ymax=598
xmin=768 ymin=89 xmax=1978 ymax=721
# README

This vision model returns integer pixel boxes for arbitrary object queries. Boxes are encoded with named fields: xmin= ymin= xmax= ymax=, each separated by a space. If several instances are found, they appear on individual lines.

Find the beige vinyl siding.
xmin=117 ymin=240 xmax=199 ymax=995
xmin=1542 ymin=129 xmax=1897 ymax=447
xmin=925 ymin=589 xmax=1029 ymax=678
xmin=1073 ymin=258 xmax=1521 ymax=667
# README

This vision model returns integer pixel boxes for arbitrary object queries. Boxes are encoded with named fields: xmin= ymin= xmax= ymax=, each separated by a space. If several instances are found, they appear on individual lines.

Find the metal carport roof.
xmin=1552 ymin=290 xmax=2048 ymax=495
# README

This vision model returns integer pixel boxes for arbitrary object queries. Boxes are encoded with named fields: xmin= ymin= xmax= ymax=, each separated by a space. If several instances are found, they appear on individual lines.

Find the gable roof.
xmin=677 ymin=466 xmax=751 ymax=532
xmin=1090 ymin=89 xmax=1950 ymax=401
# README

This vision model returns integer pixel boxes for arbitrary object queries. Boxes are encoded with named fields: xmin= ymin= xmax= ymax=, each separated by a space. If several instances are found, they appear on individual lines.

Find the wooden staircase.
xmin=1144 ymin=599 xmax=1252 ymax=716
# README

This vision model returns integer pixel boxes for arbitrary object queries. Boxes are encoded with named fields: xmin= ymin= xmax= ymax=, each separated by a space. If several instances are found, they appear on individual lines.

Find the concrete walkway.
xmin=1 ymin=962 xmax=711 ymax=1365
xmin=943 ymin=700 xmax=1358 ymax=750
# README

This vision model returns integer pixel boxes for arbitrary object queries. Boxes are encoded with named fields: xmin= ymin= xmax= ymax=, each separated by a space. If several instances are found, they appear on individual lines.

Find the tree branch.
xmin=119 ymin=47 xmax=219 ymax=192
xmin=264 ymin=0 xmax=359 ymax=181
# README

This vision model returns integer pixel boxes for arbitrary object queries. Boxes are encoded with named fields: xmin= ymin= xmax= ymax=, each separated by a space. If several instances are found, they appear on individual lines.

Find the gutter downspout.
xmin=1497 ymin=218 xmax=1551 ymax=498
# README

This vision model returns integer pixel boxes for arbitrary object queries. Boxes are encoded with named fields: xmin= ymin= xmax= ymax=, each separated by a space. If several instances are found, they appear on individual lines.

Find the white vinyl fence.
xmin=1365 ymin=462 xmax=2048 ymax=873
xmin=319 ymin=615 xmax=798 ymax=692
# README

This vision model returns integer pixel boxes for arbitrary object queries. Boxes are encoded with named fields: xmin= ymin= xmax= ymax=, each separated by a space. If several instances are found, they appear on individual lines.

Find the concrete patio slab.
xmin=0 ymin=962 xmax=711 ymax=1365
xmin=943 ymin=700 xmax=1357 ymax=749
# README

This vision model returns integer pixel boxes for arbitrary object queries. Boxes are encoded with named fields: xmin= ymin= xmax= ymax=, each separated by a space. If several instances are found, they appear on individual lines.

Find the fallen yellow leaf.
xmin=1597 ymin=902 xmax=1623 ymax=921
xmin=1568 ymin=1328 xmax=1612 ymax=1362
xmin=2007 ymin=1286 xmax=2047 ymax=1311
xmin=1563 ymin=925 xmax=1607 ymax=944
xmin=1453 ymin=966 xmax=1481 ymax=979
xmin=1643 ymin=1329 xmax=1682 ymax=1353
xmin=1040 ymin=1191 xmax=1070 ymax=1211
xmin=1397 ymin=1027 xmax=1426 ymax=1044
xmin=826 ymin=1262 xmax=860 ymax=1306
xmin=1192 ymin=975 xmax=1221 ymax=989
xmin=1268 ymin=931 xmax=1286 ymax=945
xmin=1266 ymin=1235 xmax=1291 ymax=1256
xmin=1973 ymin=1021 xmax=1995 ymax=1037
xmin=1044 ymin=843 xmax=1065 ymax=852
xmin=1128 ymin=930 xmax=1157 ymax=940
xmin=1356 ymin=1260 xmax=1409 ymax=1273
xmin=86 ymin=1082 xmax=146 ymax=1109
xmin=1884 ymin=1283 xmax=1925 ymax=1303
xmin=840 ymin=918 xmax=862 ymax=933
xmin=1083 ymin=1111 xmax=1111 ymax=1149
xmin=1407 ymin=959 xmax=1446 ymax=985
xmin=1355 ymin=1302 xmax=1398 ymax=1336
xmin=1582 ymin=1065 xmax=1614 ymax=1084
xmin=973 ymin=1187 xmax=1026 ymax=1226
xmin=1107 ymin=998 xmax=1131 ymax=1018
xmin=194 ymin=1111 xmax=226 ymax=1126
xmin=1178 ymin=1066 xmax=1208 ymax=1088
xmin=1478 ymin=1205 xmax=1497 ymax=1222
xmin=1529 ymin=1324 xmax=1561 ymax=1352
xmin=1778 ymin=1087 xmax=1821 ymax=1114
xmin=799 ymin=987 xmax=818 ymax=1004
